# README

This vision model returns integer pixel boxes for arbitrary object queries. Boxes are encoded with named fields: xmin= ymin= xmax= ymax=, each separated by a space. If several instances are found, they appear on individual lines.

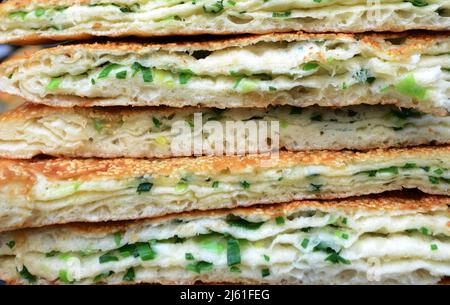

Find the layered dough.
xmin=0 ymin=0 xmax=449 ymax=43
xmin=0 ymin=146 xmax=448 ymax=232
xmin=0 ymin=194 xmax=448 ymax=284
xmin=0 ymin=104 xmax=449 ymax=158
xmin=1 ymin=33 xmax=449 ymax=114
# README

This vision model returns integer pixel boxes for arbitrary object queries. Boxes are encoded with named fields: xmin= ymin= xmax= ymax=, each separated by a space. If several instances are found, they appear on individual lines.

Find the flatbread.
xmin=0 ymin=192 xmax=448 ymax=284
xmin=0 ymin=145 xmax=448 ymax=232
xmin=0 ymin=103 xmax=448 ymax=158
xmin=1 ymin=32 xmax=449 ymax=114
xmin=0 ymin=0 xmax=448 ymax=44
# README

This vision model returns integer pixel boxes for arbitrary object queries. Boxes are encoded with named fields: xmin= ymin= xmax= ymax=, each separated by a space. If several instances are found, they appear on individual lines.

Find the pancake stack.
xmin=0 ymin=0 xmax=448 ymax=285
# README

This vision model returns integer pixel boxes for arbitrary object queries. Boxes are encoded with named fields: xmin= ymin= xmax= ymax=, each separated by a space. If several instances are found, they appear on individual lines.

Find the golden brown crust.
xmin=0 ymin=145 xmax=448 ymax=183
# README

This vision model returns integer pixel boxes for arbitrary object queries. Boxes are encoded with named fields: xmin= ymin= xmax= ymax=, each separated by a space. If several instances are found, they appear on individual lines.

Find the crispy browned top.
xmin=0 ymin=145 xmax=448 ymax=183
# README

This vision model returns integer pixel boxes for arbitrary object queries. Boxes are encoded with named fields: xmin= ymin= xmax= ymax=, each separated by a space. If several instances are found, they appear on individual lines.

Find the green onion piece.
xmin=335 ymin=230 xmax=349 ymax=240
xmin=353 ymin=68 xmax=376 ymax=84
xmin=254 ymin=73 xmax=272 ymax=81
xmin=377 ymin=166 xmax=399 ymax=175
xmin=142 ymin=67 xmax=153 ymax=82
xmin=303 ymin=62 xmax=319 ymax=71
xmin=55 ymin=6 xmax=68 ymax=11
xmin=123 ymin=267 xmax=135 ymax=281
xmin=263 ymin=254 xmax=270 ymax=262
xmin=227 ymin=238 xmax=241 ymax=266
xmin=136 ymin=242 xmax=156 ymax=261
xmin=114 ymin=232 xmax=122 ymax=247
xmin=58 ymin=253 xmax=71 ymax=261
xmin=405 ymin=0 xmax=428 ymax=7
xmin=430 ymin=244 xmax=438 ymax=251
xmin=325 ymin=251 xmax=351 ymax=265
xmin=99 ymin=252 xmax=119 ymax=264
xmin=225 ymin=215 xmax=264 ymax=230
xmin=6 ymin=240 xmax=15 ymax=249
xmin=35 ymin=8 xmax=45 ymax=17
xmin=212 ymin=181 xmax=219 ymax=188
xmin=137 ymin=182 xmax=153 ymax=194
xmin=120 ymin=6 xmax=138 ymax=13
xmin=45 ymin=250 xmax=60 ymax=257
xmin=203 ymin=0 xmax=224 ymax=13
xmin=395 ymin=74 xmax=427 ymax=100
xmin=94 ymin=271 xmax=113 ymax=283
xmin=152 ymin=117 xmax=161 ymax=128
xmin=155 ymin=136 xmax=167 ymax=145
xmin=230 ymin=71 xmax=245 ymax=88
xmin=239 ymin=180 xmax=250 ymax=189
xmin=310 ymin=183 xmax=322 ymax=192
xmin=118 ymin=244 xmax=137 ymax=258
xmin=229 ymin=266 xmax=241 ymax=273
xmin=46 ymin=77 xmax=63 ymax=90
xmin=428 ymin=176 xmax=439 ymax=184
xmin=185 ymin=253 xmax=195 ymax=260
xmin=17 ymin=266 xmax=36 ymax=283
xmin=179 ymin=69 xmax=194 ymax=85
xmin=94 ymin=119 xmax=103 ymax=133
xmin=269 ymin=86 xmax=277 ymax=91
xmin=280 ymin=119 xmax=289 ymax=129
xmin=9 ymin=11 xmax=27 ymax=20
xmin=115 ymin=70 xmax=127 ymax=79
xmin=91 ymin=78 xmax=96 ymax=85
xmin=175 ymin=181 xmax=188 ymax=192
xmin=239 ymin=79 xmax=257 ymax=93
xmin=301 ymin=238 xmax=309 ymax=249
xmin=403 ymin=163 xmax=417 ymax=169
xmin=58 ymin=269 xmax=73 ymax=284
xmin=275 ymin=216 xmax=285 ymax=225
xmin=341 ymin=217 xmax=348 ymax=225
xmin=98 ymin=63 xmax=120 ymax=79
xmin=434 ymin=168 xmax=444 ymax=175
xmin=261 ymin=268 xmax=270 ymax=277
xmin=201 ymin=239 xmax=225 ymax=253
xmin=186 ymin=261 xmax=214 ymax=273
xmin=272 ymin=11 xmax=291 ymax=17
xmin=420 ymin=227 xmax=429 ymax=235
xmin=131 ymin=62 xmax=142 ymax=77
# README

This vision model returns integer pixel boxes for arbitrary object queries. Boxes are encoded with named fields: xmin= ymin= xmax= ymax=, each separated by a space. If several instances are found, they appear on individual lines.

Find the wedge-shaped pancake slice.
xmin=0 ymin=0 xmax=449 ymax=44
xmin=0 ymin=193 xmax=448 ymax=285
xmin=1 ymin=33 xmax=449 ymax=114
xmin=1 ymin=103 xmax=449 ymax=159
xmin=0 ymin=146 xmax=449 ymax=232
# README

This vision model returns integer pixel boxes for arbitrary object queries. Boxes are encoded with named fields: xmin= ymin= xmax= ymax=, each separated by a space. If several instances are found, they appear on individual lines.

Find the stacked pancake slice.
xmin=0 ymin=0 xmax=448 ymax=285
